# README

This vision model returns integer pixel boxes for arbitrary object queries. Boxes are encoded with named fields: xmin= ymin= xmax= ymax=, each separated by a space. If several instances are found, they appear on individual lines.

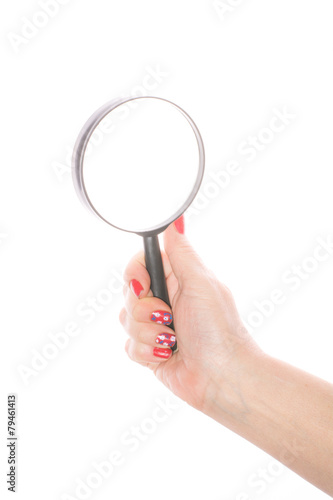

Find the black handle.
xmin=143 ymin=235 xmax=177 ymax=352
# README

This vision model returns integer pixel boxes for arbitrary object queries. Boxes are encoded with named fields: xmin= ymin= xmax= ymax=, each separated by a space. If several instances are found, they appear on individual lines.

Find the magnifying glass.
xmin=72 ymin=96 xmax=205 ymax=353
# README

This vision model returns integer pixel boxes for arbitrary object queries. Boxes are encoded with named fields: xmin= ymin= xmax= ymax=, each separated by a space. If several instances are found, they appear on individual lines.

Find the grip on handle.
xmin=143 ymin=235 xmax=177 ymax=352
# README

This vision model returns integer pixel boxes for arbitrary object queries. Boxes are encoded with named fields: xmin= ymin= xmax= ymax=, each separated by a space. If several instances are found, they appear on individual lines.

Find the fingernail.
xmin=155 ymin=333 xmax=176 ymax=348
xmin=130 ymin=279 xmax=143 ymax=298
xmin=151 ymin=310 xmax=172 ymax=325
xmin=174 ymin=215 xmax=185 ymax=234
xmin=153 ymin=347 xmax=172 ymax=359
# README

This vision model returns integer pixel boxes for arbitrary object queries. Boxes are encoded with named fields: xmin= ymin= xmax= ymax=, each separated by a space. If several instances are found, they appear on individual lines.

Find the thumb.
xmin=163 ymin=215 xmax=206 ymax=285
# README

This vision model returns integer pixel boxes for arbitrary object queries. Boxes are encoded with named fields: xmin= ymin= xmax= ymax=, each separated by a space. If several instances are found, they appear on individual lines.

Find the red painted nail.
xmin=153 ymin=347 xmax=172 ymax=359
xmin=151 ymin=310 xmax=172 ymax=325
xmin=130 ymin=279 xmax=143 ymax=298
xmin=174 ymin=215 xmax=185 ymax=234
xmin=155 ymin=333 xmax=176 ymax=348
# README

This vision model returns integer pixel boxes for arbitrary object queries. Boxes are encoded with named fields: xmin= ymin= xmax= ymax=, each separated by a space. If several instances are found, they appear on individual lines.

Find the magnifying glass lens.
xmin=82 ymin=98 xmax=200 ymax=233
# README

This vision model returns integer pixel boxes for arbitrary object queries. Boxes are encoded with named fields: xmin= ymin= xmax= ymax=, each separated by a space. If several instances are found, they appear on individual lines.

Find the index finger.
xmin=123 ymin=250 xmax=151 ymax=298
xmin=123 ymin=249 xmax=173 ymax=299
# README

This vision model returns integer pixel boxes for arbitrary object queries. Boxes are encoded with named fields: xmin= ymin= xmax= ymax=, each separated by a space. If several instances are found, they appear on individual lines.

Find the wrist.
xmin=200 ymin=344 xmax=266 ymax=427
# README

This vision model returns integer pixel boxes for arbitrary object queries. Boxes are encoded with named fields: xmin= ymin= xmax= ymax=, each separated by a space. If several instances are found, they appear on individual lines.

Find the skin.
xmin=119 ymin=218 xmax=333 ymax=496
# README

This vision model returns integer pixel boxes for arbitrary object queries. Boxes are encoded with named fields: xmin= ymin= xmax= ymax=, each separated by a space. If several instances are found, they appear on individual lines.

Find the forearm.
xmin=204 ymin=349 xmax=333 ymax=496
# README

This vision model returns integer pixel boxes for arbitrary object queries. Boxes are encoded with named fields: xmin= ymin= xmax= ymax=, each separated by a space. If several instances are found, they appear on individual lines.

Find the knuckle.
xmin=126 ymin=341 xmax=143 ymax=363
xmin=119 ymin=308 xmax=127 ymax=326
xmin=131 ymin=300 xmax=143 ymax=321
xmin=136 ymin=328 xmax=147 ymax=344
xmin=125 ymin=340 xmax=134 ymax=360
xmin=222 ymin=284 xmax=232 ymax=297
xmin=218 ymin=281 xmax=233 ymax=299
xmin=135 ymin=342 xmax=147 ymax=360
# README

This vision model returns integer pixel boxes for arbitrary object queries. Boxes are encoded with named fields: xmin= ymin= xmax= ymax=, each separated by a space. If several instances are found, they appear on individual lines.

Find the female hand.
xmin=119 ymin=216 xmax=262 ymax=416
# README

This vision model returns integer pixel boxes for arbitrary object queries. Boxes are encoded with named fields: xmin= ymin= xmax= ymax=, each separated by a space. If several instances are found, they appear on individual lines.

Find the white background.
xmin=1 ymin=1 xmax=333 ymax=499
